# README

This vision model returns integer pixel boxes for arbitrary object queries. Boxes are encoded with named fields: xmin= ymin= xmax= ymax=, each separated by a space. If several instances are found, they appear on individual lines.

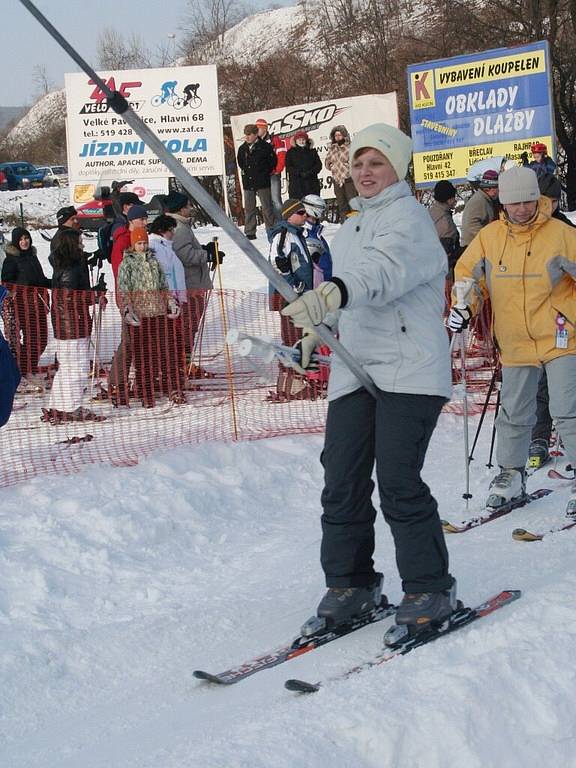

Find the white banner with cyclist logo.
xmin=231 ymin=93 xmax=399 ymax=199
xmin=65 ymin=65 xmax=223 ymax=199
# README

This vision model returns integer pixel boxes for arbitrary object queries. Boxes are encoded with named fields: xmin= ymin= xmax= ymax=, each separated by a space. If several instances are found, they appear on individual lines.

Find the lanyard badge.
xmin=555 ymin=313 xmax=569 ymax=349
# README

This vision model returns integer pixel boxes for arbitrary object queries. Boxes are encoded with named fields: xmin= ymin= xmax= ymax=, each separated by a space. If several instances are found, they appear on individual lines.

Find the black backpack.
xmin=96 ymin=221 xmax=114 ymax=263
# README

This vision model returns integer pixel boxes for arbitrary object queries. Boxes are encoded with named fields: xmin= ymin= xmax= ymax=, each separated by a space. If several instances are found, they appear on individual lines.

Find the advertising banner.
xmin=231 ymin=93 xmax=399 ymax=198
xmin=65 ymin=65 xmax=223 ymax=201
xmin=407 ymin=41 xmax=554 ymax=187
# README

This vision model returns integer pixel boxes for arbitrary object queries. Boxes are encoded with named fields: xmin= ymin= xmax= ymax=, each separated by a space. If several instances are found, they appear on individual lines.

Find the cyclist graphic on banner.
xmin=152 ymin=80 xmax=202 ymax=110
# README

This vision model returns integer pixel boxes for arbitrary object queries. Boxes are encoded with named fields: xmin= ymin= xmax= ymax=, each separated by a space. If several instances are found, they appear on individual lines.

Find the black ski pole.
xmin=486 ymin=383 xmax=501 ymax=469
xmin=18 ymin=0 xmax=379 ymax=400
xmin=468 ymin=363 xmax=499 ymax=464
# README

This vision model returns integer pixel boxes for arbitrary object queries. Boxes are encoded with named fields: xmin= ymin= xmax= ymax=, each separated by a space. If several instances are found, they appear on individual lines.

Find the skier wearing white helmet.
xmin=301 ymin=194 xmax=333 ymax=287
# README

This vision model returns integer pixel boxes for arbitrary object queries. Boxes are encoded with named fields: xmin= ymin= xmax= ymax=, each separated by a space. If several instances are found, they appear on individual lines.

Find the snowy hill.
xmin=5 ymin=90 xmax=66 ymax=146
xmin=208 ymin=4 xmax=316 ymax=63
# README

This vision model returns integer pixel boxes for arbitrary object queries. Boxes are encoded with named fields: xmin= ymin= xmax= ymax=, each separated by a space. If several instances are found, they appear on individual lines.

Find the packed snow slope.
xmin=1 ymin=189 xmax=576 ymax=767
xmin=2 ymin=424 xmax=576 ymax=768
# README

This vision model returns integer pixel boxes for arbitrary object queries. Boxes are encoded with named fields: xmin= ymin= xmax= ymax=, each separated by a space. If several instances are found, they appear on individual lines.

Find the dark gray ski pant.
xmin=320 ymin=387 xmax=453 ymax=594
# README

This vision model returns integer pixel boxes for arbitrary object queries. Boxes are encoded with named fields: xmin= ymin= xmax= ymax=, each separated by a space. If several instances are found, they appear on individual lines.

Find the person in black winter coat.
xmin=285 ymin=131 xmax=322 ymax=199
xmin=42 ymin=229 xmax=106 ymax=425
xmin=236 ymin=124 xmax=277 ymax=239
xmin=49 ymin=206 xmax=79 ymax=266
xmin=1 ymin=227 xmax=51 ymax=376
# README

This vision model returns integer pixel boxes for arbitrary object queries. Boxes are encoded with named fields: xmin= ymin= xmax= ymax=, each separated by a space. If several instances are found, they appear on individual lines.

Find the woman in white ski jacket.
xmin=148 ymin=214 xmax=187 ymax=304
xmin=282 ymin=124 xmax=456 ymax=635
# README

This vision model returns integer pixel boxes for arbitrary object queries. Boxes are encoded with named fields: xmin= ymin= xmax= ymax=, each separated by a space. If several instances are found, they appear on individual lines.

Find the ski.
xmin=441 ymin=488 xmax=553 ymax=533
xmin=512 ymin=520 xmax=576 ymax=541
xmin=285 ymin=589 xmax=521 ymax=694
xmin=193 ymin=600 xmax=397 ymax=686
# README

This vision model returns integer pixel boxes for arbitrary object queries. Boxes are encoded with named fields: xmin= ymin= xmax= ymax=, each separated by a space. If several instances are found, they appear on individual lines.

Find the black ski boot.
xmin=384 ymin=580 xmax=458 ymax=647
xmin=527 ymin=439 xmax=550 ymax=470
xmin=301 ymin=573 xmax=385 ymax=636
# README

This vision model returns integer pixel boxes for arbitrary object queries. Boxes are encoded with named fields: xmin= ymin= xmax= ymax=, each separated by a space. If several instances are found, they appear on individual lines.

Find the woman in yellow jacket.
xmin=448 ymin=166 xmax=576 ymax=516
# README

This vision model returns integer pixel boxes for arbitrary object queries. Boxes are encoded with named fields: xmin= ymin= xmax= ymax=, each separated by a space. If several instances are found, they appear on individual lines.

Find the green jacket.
xmin=117 ymin=248 xmax=170 ymax=318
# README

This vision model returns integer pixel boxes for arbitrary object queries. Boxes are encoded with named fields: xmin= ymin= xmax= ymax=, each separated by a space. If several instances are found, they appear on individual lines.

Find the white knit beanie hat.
xmin=349 ymin=124 xmax=413 ymax=181
xmin=498 ymin=166 xmax=540 ymax=204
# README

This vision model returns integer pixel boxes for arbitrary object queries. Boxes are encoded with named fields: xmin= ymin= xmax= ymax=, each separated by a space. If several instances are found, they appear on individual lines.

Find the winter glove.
xmin=274 ymin=254 xmax=292 ymax=274
xmin=202 ymin=241 xmax=225 ymax=267
xmin=446 ymin=306 xmax=472 ymax=333
xmin=291 ymin=332 xmax=320 ymax=375
xmin=520 ymin=151 xmax=529 ymax=165
xmin=86 ymin=250 xmax=104 ymax=269
xmin=123 ymin=305 xmax=141 ymax=327
xmin=306 ymin=238 xmax=323 ymax=262
xmin=281 ymin=281 xmax=342 ymax=329
xmin=293 ymin=280 xmax=306 ymax=295
xmin=167 ymin=296 xmax=181 ymax=319
xmin=94 ymin=274 xmax=107 ymax=293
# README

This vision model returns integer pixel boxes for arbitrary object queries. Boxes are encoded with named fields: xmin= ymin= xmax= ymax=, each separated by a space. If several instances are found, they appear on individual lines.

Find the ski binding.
xmin=285 ymin=589 xmax=521 ymax=694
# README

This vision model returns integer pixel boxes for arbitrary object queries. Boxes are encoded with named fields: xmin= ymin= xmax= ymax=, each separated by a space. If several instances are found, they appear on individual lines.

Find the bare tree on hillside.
xmin=96 ymin=27 xmax=152 ymax=70
xmin=314 ymin=0 xmax=407 ymax=98
xmin=217 ymin=51 xmax=332 ymax=120
xmin=32 ymin=64 xmax=54 ymax=97
xmin=181 ymin=0 xmax=251 ymax=63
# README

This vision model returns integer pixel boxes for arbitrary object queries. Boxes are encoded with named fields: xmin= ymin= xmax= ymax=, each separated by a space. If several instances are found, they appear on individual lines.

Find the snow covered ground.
xmin=1 ymin=188 xmax=576 ymax=767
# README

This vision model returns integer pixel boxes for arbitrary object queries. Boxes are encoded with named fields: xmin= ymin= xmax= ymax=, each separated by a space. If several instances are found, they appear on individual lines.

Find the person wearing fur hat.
xmin=282 ymin=124 xmax=457 ymax=634
xmin=325 ymin=125 xmax=357 ymax=222
xmin=1 ymin=227 xmax=51 ymax=376
xmin=117 ymin=227 xmax=185 ymax=408
xmin=42 ymin=228 xmax=106 ymax=425
xmin=429 ymin=180 xmax=461 ymax=272
xmin=449 ymin=165 xmax=576 ymax=517
xmin=237 ymin=124 xmax=278 ymax=240
xmin=285 ymin=130 xmax=322 ymax=200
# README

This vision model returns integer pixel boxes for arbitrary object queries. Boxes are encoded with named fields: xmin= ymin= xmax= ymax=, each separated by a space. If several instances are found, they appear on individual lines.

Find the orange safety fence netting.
xmin=0 ymin=285 xmax=497 ymax=488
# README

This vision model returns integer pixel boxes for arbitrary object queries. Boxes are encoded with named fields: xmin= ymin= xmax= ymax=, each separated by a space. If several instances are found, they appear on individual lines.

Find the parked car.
xmin=36 ymin=165 xmax=68 ymax=187
xmin=0 ymin=161 xmax=47 ymax=190
xmin=76 ymin=180 xmax=163 ymax=230
xmin=0 ymin=170 xmax=7 ymax=192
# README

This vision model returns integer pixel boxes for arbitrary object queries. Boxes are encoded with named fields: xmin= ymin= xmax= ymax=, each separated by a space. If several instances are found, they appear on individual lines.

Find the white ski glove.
xmin=281 ymin=281 xmax=342 ymax=329
xmin=446 ymin=306 xmax=472 ymax=333
xmin=291 ymin=332 xmax=320 ymax=375
xmin=167 ymin=297 xmax=181 ymax=319
xmin=123 ymin=305 xmax=141 ymax=327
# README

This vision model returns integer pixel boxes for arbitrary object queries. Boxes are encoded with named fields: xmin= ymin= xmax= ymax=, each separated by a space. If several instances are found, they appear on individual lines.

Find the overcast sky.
xmin=3 ymin=0 xmax=290 ymax=106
